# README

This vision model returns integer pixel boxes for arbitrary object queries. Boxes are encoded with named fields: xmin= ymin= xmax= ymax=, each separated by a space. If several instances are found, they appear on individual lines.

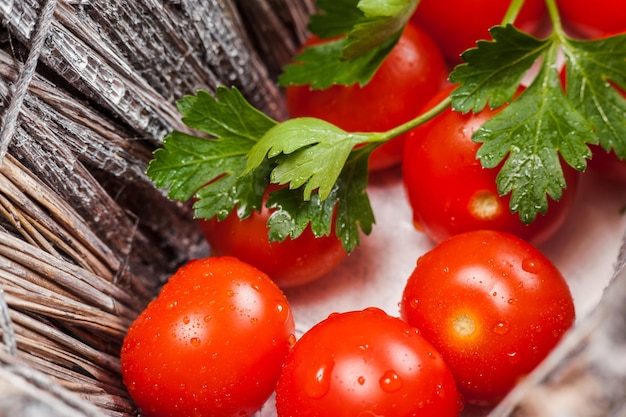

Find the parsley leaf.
xmin=448 ymin=24 xmax=626 ymax=223
xmin=561 ymin=34 xmax=626 ymax=159
xmin=146 ymin=87 xmax=276 ymax=220
xmin=473 ymin=61 xmax=593 ymax=222
xmin=246 ymin=118 xmax=375 ymax=200
xmin=279 ymin=0 xmax=418 ymax=88
xmin=450 ymin=25 xmax=550 ymax=112
xmin=265 ymin=146 xmax=375 ymax=252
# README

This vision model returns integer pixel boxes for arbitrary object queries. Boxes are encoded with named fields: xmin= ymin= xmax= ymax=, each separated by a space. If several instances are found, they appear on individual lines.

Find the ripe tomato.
xmin=410 ymin=0 xmax=546 ymax=62
xmin=120 ymin=257 xmax=296 ymax=417
xmin=402 ymin=86 xmax=579 ymax=246
xmin=400 ymin=230 xmax=575 ymax=406
xmin=198 ymin=189 xmax=347 ymax=288
xmin=557 ymin=0 xmax=626 ymax=37
xmin=275 ymin=308 xmax=463 ymax=417
xmin=587 ymin=146 xmax=626 ymax=183
xmin=286 ymin=22 xmax=448 ymax=171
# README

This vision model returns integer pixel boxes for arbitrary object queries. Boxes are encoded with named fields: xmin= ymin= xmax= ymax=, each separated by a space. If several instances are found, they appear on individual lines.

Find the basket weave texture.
xmin=0 ymin=0 xmax=314 ymax=415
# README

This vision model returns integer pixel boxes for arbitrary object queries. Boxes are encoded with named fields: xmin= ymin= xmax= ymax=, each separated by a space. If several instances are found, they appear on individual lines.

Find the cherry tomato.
xmin=557 ymin=0 xmax=626 ymax=37
xmin=286 ymin=22 xmax=448 ymax=171
xmin=400 ymin=230 xmax=575 ymax=406
xmin=587 ymin=145 xmax=626 ymax=183
xmin=120 ymin=257 xmax=296 ymax=417
xmin=198 ymin=189 xmax=347 ymax=288
xmin=402 ymin=86 xmax=579 ymax=246
xmin=410 ymin=0 xmax=546 ymax=62
xmin=275 ymin=308 xmax=463 ymax=417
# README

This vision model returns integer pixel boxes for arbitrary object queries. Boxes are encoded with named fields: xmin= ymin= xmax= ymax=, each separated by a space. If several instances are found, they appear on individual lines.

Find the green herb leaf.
xmin=146 ymin=86 xmax=276 ymax=220
xmin=265 ymin=147 xmax=375 ymax=252
xmin=246 ymin=117 xmax=375 ymax=200
xmin=449 ymin=25 xmax=550 ymax=112
xmin=472 ymin=51 xmax=594 ymax=223
xmin=561 ymin=34 xmax=626 ymax=159
xmin=279 ymin=0 xmax=418 ymax=88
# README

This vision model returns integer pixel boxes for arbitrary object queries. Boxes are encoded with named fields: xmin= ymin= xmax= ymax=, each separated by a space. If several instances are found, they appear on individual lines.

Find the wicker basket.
xmin=0 ymin=1 xmax=624 ymax=417
xmin=0 ymin=0 xmax=313 ymax=415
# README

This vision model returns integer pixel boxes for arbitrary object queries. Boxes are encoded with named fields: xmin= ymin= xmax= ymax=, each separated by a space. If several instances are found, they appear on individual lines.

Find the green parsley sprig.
xmin=147 ymin=0 xmax=626 ymax=252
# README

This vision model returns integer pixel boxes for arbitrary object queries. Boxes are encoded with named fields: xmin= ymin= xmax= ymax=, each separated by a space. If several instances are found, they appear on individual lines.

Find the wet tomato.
xmin=198 ymin=189 xmax=347 ymax=288
xmin=275 ymin=308 xmax=463 ymax=417
xmin=402 ymin=86 xmax=579 ymax=246
xmin=400 ymin=230 xmax=575 ymax=405
xmin=410 ymin=0 xmax=546 ymax=62
xmin=120 ymin=257 xmax=296 ymax=417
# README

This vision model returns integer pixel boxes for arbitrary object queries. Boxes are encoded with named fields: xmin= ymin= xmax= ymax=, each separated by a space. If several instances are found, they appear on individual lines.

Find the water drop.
xmin=288 ymin=334 xmax=297 ymax=346
xmin=204 ymin=315 xmax=212 ymax=323
xmin=493 ymin=322 xmax=510 ymax=335
xmin=379 ymin=370 xmax=403 ymax=393
xmin=507 ymin=298 xmax=518 ymax=304
xmin=250 ymin=317 xmax=259 ymax=325
xmin=226 ymin=290 xmax=235 ymax=297
xmin=522 ymin=258 xmax=542 ymax=274
xmin=190 ymin=337 xmax=201 ymax=347
xmin=507 ymin=351 xmax=519 ymax=364
xmin=304 ymin=360 xmax=334 ymax=399
xmin=182 ymin=316 xmax=190 ymax=325
xmin=357 ymin=376 xmax=366 ymax=385
xmin=409 ymin=298 xmax=419 ymax=309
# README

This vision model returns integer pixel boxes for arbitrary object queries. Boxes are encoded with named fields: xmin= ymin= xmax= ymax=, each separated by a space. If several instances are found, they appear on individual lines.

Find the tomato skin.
xmin=557 ymin=0 xmax=626 ymax=37
xmin=275 ymin=308 xmax=462 ymax=417
xmin=402 ymin=86 xmax=579 ymax=246
xmin=286 ymin=22 xmax=448 ymax=171
xmin=400 ymin=230 xmax=575 ymax=406
xmin=587 ymin=146 xmax=626 ymax=183
xmin=410 ymin=0 xmax=546 ymax=62
xmin=198 ymin=192 xmax=347 ymax=288
xmin=120 ymin=257 xmax=296 ymax=417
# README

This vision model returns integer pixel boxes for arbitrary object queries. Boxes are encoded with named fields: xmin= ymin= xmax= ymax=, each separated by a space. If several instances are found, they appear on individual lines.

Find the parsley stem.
xmin=501 ymin=0 xmax=526 ymax=26
xmin=378 ymin=95 xmax=452 ymax=142
xmin=544 ymin=0 xmax=566 ymax=38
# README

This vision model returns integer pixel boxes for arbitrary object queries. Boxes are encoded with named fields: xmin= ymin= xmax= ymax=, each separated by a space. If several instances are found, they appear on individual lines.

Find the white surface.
xmin=257 ymin=167 xmax=626 ymax=416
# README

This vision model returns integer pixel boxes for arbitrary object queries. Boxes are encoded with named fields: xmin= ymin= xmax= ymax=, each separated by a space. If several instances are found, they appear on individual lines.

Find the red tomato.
xmin=120 ymin=257 xmax=296 ymax=417
xmin=286 ymin=22 xmax=448 ymax=171
xmin=587 ymin=145 xmax=626 ymax=183
xmin=275 ymin=308 xmax=463 ymax=417
xmin=557 ymin=0 xmax=626 ymax=37
xmin=400 ymin=230 xmax=575 ymax=406
xmin=402 ymin=86 xmax=579 ymax=246
xmin=198 ymin=190 xmax=347 ymax=288
xmin=410 ymin=0 xmax=546 ymax=62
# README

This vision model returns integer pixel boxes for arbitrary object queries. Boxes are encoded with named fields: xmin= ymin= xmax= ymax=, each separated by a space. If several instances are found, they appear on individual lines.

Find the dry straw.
xmin=0 ymin=0 xmax=312 ymax=415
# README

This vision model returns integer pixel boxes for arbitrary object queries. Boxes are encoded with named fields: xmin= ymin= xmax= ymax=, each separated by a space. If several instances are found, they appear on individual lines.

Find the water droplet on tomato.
xmin=409 ymin=298 xmax=419 ymax=309
xmin=250 ymin=317 xmax=259 ymax=325
xmin=251 ymin=283 xmax=261 ymax=292
xmin=507 ymin=351 xmax=519 ymax=364
xmin=226 ymin=290 xmax=234 ymax=297
xmin=304 ymin=360 xmax=334 ymax=399
xmin=288 ymin=334 xmax=297 ymax=346
xmin=522 ymin=258 xmax=542 ymax=274
xmin=182 ymin=316 xmax=190 ymax=325
xmin=190 ymin=337 xmax=201 ymax=347
xmin=357 ymin=376 xmax=366 ymax=385
xmin=493 ymin=322 xmax=510 ymax=335
xmin=204 ymin=315 xmax=212 ymax=322
xmin=166 ymin=301 xmax=177 ymax=309
xmin=507 ymin=298 xmax=518 ymax=304
xmin=379 ymin=370 xmax=403 ymax=393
